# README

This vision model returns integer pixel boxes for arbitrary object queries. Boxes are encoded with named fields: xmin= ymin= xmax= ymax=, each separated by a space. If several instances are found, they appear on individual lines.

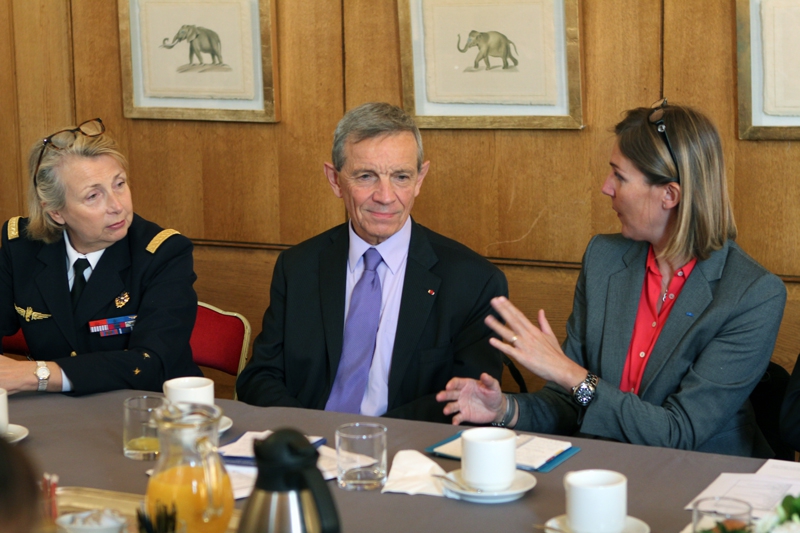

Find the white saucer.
xmin=545 ymin=515 xmax=650 ymax=533
xmin=441 ymin=469 xmax=536 ymax=504
xmin=219 ymin=416 xmax=232 ymax=434
xmin=2 ymin=424 xmax=29 ymax=444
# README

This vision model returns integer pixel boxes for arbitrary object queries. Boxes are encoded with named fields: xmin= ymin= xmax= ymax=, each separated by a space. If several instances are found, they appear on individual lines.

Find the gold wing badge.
xmin=14 ymin=303 xmax=51 ymax=322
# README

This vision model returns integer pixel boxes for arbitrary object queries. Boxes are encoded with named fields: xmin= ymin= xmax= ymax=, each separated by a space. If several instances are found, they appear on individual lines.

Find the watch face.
xmin=35 ymin=366 xmax=50 ymax=379
xmin=574 ymin=383 xmax=594 ymax=406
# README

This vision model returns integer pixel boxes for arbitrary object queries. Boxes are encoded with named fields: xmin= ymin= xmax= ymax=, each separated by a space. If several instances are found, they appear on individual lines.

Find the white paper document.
xmin=433 ymin=434 xmax=571 ymax=470
xmin=218 ymin=430 xmax=324 ymax=458
xmin=224 ymin=444 xmax=338 ymax=500
xmin=684 ymin=472 xmax=800 ymax=518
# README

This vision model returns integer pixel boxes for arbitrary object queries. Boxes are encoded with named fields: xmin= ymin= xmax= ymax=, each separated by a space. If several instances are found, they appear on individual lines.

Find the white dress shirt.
xmin=345 ymin=218 xmax=412 ymax=416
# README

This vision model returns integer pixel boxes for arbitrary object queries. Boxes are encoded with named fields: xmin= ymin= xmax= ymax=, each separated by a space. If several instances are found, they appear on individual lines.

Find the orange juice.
xmin=146 ymin=464 xmax=234 ymax=533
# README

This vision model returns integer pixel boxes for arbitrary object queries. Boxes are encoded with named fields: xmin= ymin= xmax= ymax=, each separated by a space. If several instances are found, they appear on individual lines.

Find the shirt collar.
xmin=645 ymin=245 xmax=697 ymax=279
xmin=347 ymin=217 xmax=412 ymax=275
xmin=64 ymin=230 xmax=106 ymax=271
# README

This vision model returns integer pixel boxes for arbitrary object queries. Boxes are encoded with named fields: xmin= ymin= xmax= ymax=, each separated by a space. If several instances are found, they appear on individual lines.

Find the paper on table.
xmin=224 ymin=444 xmax=338 ymax=500
xmin=218 ymin=430 xmax=324 ymax=460
xmin=433 ymin=433 xmax=571 ymax=470
xmin=756 ymin=459 xmax=800 ymax=479
xmin=684 ymin=472 xmax=800 ymax=519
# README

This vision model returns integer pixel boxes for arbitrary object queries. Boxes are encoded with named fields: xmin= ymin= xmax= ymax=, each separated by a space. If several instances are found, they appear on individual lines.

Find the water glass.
xmin=692 ymin=496 xmax=752 ymax=532
xmin=336 ymin=422 xmax=387 ymax=490
xmin=123 ymin=396 xmax=164 ymax=460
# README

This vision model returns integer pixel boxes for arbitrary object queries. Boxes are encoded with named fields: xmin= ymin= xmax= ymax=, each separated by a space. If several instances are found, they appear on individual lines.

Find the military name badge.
xmin=89 ymin=315 xmax=137 ymax=337
xmin=115 ymin=291 xmax=130 ymax=309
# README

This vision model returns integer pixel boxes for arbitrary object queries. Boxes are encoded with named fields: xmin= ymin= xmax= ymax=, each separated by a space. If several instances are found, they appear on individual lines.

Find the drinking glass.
xmin=335 ymin=422 xmax=387 ymax=490
xmin=123 ymin=396 xmax=164 ymax=460
xmin=692 ymin=496 xmax=752 ymax=532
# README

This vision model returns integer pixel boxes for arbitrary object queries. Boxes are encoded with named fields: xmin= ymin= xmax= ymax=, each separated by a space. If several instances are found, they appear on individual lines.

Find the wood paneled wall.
xmin=1 ymin=0 xmax=799 ymax=393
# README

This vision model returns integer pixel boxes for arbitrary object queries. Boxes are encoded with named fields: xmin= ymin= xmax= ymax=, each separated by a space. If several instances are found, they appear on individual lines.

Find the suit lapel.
xmin=74 ymin=237 xmax=130 ymax=326
xmin=639 ymin=244 xmax=728 ymax=395
xmin=319 ymin=226 xmax=349 ymax=388
xmin=35 ymin=239 xmax=78 ymax=349
xmin=600 ymin=242 xmax=647 ymax=386
xmin=387 ymin=222 xmax=440 ymax=409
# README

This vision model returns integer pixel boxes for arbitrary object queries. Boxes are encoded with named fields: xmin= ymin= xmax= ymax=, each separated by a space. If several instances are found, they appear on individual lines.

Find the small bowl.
xmin=55 ymin=510 xmax=126 ymax=533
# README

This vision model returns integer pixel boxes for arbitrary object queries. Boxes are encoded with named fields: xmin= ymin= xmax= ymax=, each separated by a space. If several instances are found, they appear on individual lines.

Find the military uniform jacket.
xmin=0 ymin=214 xmax=202 ymax=394
xmin=236 ymin=219 xmax=509 ymax=423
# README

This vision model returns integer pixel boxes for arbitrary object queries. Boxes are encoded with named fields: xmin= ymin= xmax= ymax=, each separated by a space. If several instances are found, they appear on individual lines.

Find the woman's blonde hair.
xmin=614 ymin=104 xmax=736 ymax=262
xmin=26 ymin=130 xmax=128 ymax=243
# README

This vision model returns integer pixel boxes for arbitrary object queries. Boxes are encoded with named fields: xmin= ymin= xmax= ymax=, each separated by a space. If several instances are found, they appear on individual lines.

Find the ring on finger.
xmin=508 ymin=335 xmax=518 ymax=345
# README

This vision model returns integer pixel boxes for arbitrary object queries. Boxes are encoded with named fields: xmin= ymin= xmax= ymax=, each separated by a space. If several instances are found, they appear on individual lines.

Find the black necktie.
xmin=71 ymin=258 xmax=90 ymax=309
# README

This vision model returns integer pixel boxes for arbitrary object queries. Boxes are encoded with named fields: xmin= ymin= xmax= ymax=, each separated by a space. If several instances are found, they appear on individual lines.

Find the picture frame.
xmin=118 ymin=0 xmax=280 ymax=123
xmin=736 ymin=0 xmax=800 ymax=140
xmin=398 ymin=0 xmax=583 ymax=129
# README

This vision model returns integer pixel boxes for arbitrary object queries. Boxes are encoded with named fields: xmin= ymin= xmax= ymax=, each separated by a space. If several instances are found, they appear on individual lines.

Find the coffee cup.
xmin=460 ymin=427 xmax=516 ymax=491
xmin=0 ymin=387 xmax=8 ymax=435
xmin=162 ymin=377 xmax=214 ymax=405
xmin=564 ymin=469 xmax=627 ymax=533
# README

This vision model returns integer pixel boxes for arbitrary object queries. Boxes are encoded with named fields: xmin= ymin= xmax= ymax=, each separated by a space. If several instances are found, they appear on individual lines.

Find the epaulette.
xmin=146 ymin=229 xmax=181 ymax=254
xmin=7 ymin=216 xmax=21 ymax=240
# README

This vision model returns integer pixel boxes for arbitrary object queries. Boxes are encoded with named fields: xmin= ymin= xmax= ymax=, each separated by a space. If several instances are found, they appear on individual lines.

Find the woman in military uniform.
xmin=0 ymin=119 xmax=202 ymax=394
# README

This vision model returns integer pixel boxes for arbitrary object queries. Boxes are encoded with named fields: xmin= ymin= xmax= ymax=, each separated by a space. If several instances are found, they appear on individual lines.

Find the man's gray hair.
xmin=331 ymin=102 xmax=423 ymax=171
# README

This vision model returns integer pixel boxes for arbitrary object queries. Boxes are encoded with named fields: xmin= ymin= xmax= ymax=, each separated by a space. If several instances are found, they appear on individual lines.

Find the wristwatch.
xmin=491 ymin=394 xmax=517 ymax=427
xmin=572 ymin=372 xmax=598 ymax=407
xmin=34 ymin=361 xmax=50 ymax=392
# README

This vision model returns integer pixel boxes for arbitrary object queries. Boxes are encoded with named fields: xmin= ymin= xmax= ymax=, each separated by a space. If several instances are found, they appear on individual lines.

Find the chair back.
xmin=2 ymin=329 xmax=29 ymax=356
xmin=190 ymin=302 xmax=251 ymax=385
xmin=751 ymin=360 xmax=794 ymax=460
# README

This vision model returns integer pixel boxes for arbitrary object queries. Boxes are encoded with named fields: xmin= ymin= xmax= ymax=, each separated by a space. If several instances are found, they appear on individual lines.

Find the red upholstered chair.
xmin=2 ymin=328 xmax=29 ymax=356
xmin=190 ymin=302 xmax=251 ymax=399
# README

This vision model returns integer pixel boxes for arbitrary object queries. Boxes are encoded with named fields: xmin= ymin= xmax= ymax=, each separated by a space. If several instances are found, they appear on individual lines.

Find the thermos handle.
xmin=301 ymin=465 xmax=340 ymax=533
xmin=197 ymin=436 xmax=227 ymax=523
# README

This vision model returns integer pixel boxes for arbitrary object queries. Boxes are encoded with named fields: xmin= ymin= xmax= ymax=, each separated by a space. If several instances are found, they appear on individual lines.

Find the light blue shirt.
xmin=345 ymin=218 xmax=412 ymax=416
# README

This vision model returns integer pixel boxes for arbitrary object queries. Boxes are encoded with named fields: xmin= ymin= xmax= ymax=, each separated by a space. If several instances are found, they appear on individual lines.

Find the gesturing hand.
xmin=485 ymin=296 xmax=587 ymax=392
xmin=436 ymin=373 xmax=505 ymax=426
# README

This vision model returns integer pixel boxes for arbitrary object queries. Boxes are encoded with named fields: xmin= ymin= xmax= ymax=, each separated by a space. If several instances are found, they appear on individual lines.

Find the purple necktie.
xmin=325 ymin=248 xmax=383 ymax=413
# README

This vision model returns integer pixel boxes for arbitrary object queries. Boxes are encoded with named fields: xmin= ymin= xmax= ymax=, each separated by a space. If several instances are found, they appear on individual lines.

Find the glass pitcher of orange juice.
xmin=145 ymin=402 xmax=234 ymax=533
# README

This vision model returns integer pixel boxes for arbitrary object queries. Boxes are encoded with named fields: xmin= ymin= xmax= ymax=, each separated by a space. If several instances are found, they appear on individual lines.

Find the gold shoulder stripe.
xmin=146 ymin=229 xmax=180 ymax=254
xmin=7 ymin=216 xmax=21 ymax=240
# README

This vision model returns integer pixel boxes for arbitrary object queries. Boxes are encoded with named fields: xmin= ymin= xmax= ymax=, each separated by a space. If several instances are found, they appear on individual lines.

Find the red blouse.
xmin=619 ymin=246 xmax=697 ymax=394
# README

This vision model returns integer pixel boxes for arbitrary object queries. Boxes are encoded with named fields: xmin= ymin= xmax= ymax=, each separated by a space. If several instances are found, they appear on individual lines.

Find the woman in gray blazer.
xmin=437 ymin=101 xmax=786 ymax=457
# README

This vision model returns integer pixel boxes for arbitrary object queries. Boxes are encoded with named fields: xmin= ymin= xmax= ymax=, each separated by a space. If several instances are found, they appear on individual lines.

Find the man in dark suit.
xmin=236 ymin=103 xmax=508 ymax=422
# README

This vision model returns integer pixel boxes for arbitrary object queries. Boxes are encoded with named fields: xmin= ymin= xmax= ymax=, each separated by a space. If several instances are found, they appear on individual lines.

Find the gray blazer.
xmin=516 ymin=234 xmax=786 ymax=457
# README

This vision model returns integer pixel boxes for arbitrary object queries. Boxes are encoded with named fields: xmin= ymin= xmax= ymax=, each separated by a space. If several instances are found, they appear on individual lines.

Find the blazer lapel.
xmin=600 ymin=242 xmax=648 ymax=386
xmin=73 ymin=237 xmax=130 ymax=326
xmin=319 ymin=226 xmax=349 ymax=387
xmin=639 ymin=243 xmax=728 ymax=395
xmin=387 ymin=222 xmax=440 ymax=409
xmin=35 ymin=240 xmax=78 ymax=349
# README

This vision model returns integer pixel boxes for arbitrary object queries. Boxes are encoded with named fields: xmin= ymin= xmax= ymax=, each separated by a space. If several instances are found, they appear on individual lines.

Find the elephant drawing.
xmin=457 ymin=30 xmax=518 ymax=70
xmin=161 ymin=25 xmax=223 ymax=65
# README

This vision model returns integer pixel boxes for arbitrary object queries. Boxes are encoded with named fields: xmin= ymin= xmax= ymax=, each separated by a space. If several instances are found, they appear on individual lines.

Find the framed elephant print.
xmin=118 ymin=0 xmax=280 ymax=122
xmin=398 ymin=0 xmax=583 ymax=129
xmin=736 ymin=0 xmax=800 ymax=139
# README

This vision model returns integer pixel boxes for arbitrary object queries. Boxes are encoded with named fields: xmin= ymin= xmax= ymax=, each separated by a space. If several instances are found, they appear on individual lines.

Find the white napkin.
xmin=381 ymin=450 xmax=447 ymax=497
